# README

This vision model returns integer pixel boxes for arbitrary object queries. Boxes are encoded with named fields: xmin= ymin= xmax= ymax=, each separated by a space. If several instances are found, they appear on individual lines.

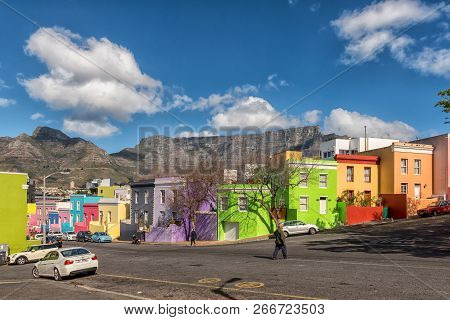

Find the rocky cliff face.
xmin=0 ymin=126 xmax=330 ymax=186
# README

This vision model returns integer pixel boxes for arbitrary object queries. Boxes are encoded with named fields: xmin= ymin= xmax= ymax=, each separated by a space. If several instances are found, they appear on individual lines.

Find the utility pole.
xmin=364 ymin=126 xmax=367 ymax=151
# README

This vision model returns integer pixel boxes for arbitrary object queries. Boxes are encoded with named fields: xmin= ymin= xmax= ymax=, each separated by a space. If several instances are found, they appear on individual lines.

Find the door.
xmin=319 ymin=197 xmax=328 ymax=214
xmin=39 ymin=251 xmax=59 ymax=276
xmin=224 ymin=222 xmax=239 ymax=241
xmin=414 ymin=184 xmax=421 ymax=199
xmin=296 ymin=221 xmax=309 ymax=233
xmin=28 ymin=246 xmax=43 ymax=261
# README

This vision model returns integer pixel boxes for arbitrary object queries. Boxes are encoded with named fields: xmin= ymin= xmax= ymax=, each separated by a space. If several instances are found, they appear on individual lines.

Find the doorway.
xmin=223 ymin=222 xmax=239 ymax=241
xmin=319 ymin=197 xmax=328 ymax=214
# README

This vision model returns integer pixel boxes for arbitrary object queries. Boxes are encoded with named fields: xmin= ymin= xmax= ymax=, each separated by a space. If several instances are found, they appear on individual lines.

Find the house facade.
xmin=335 ymin=154 xmax=380 ymax=199
xmin=412 ymin=134 xmax=450 ymax=200
xmin=0 ymin=172 xmax=39 ymax=253
xmin=286 ymin=158 xmax=339 ymax=229
xmin=217 ymin=184 xmax=276 ymax=241
xmin=57 ymin=202 xmax=71 ymax=233
xmin=362 ymin=142 xmax=434 ymax=206
xmin=74 ymin=203 xmax=99 ymax=233
xmin=90 ymin=198 xmax=129 ymax=239
xmin=153 ymin=177 xmax=184 ymax=226
xmin=69 ymin=195 xmax=101 ymax=230
xmin=130 ymin=180 xmax=155 ymax=227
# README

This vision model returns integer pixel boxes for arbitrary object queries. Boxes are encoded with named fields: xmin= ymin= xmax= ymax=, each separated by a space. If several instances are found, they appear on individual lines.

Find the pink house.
xmin=74 ymin=203 xmax=99 ymax=233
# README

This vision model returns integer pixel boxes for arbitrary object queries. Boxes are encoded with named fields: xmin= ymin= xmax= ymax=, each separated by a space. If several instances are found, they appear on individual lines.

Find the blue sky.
xmin=0 ymin=0 xmax=449 ymax=153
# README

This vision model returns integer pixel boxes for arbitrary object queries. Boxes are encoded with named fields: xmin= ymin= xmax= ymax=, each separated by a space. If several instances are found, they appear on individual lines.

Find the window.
xmin=133 ymin=210 xmax=138 ymax=224
xmin=299 ymin=173 xmax=308 ymax=187
xmin=160 ymin=190 xmax=166 ymax=204
xmin=221 ymin=197 xmax=229 ymax=211
xmin=76 ymin=201 xmax=80 ymax=211
xmin=414 ymin=159 xmax=421 ymax=175
xmin=91 ymin=214 xmax=94 ymax=221
xmin=401 ymin=183 xmax=408 ymax=194
xmin=414 ymin=184 xmax=421 ymax=199
xmin=70 ymin=202 xmax=73 ymax=210
xmin=401 ymin=159 xmax=408 ymax=175
xmin=144 ymin=190 xmax=148 ymax=204
xmin=319 ymin=174 xmax=328 ymax=188
xmin=238 ymin=197 xmax=248 ymax=211
xmin=108 ymin=211 xmax=112 ymax=223
xmin=364 ymin=191 xmax=372 ymax=199
xmin=347 ymin=166 xmax=354 ymax=182
xmin=134 ymin=192 xmax=139 ymax=204
xmin=364 ymin=167 xmax=371 ymax=183
xmin=299 ymin=197 xmax=308 ymax=211
xmin=144 ymin=211 xmax=148 ymax=223
xmin=348 ymin=190 xmax=355 ymax=198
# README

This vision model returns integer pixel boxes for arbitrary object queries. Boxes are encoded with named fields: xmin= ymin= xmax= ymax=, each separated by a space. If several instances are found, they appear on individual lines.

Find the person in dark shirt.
xmin=273 ymin=224 xmax=287 ymax=260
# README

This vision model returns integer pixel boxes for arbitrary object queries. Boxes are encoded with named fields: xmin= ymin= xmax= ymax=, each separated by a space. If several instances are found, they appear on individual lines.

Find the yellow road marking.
xmin=0 ymin=281 xmax=25 ymax=285
xmin=98 ymin=273 xmax=324 ymax=300
xmin=198 ymin=278 xmax=222 ymax=284
xmin=235 ymin=281 xmax=264 ymax=289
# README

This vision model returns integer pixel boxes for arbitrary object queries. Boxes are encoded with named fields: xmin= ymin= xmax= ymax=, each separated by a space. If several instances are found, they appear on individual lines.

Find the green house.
xmin=217 ymin=184 xmax=277 ymax=241
xmin=286 ymin=158 xmax=340 ymax=229
xmin=0 ymin=172 xmax=39 ymax=254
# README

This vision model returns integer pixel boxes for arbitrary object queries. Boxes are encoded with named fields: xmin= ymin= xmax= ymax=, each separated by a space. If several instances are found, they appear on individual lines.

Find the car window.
xmin=61 ymin=248 xmax=91 ymax=257
xmin=48 ymin=251 xmax=59 ymax=260
xmin=42 ymin=252 xmax=52 ymax=261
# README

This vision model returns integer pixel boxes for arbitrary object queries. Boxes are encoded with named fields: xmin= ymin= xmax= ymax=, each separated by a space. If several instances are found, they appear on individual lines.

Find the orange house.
xmin=361 ymin=142 xmax=434 ymax=207
xmin=335 ymin=154 xmax=380 ymax=200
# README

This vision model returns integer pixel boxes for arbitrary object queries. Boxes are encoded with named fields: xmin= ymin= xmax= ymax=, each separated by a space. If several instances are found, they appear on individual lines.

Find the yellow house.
xmin=97 ymin=186 xmax=120 ymax=198
xmin=335 ymin=154 xmax=380 ymax=199
xmin=27 ymin=203 xmax=37 ymax=215
xmin=89 ymin=198 xmax=129 ymax=239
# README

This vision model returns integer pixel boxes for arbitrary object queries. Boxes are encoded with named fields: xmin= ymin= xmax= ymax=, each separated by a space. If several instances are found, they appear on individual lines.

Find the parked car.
xmin=34 ymin=234 xmax=43 ymax=241
xmin=46 ymin=236 xmax=63 ymax=248
xmin=91 ymin=232 xmax=112 ymax=243
xmin=282 ymin=220 xmax=319 ymax=237
xmin=48 ymin=232 xmax=63 ymax=240
xmin=417 ymin=201 xmax=450 ymax=217
xmin=62 ymin=232 xmax=77 ymax=241
xmin=76 ymin=231 xmax=92 ymax=242
xmin=7 ymin=244 xmax=58 ymax=265
xmin=32 ymin=247 xmax=98 ymax=281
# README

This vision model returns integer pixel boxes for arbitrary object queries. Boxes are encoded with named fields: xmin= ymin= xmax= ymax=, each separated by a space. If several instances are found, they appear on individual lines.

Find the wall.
xmin=363 ymin=147 xmax=395 ymax=195
xmin=287 ymin=159 xmax=339 ymax=229
xmin=413 ymin=135 xmax=449 ymax=199
xmin=146 ymin=225 xmax=185 ymax=243
xmin=218 ymin=185 xmax=276 ymax=241
xmin=345 ymin=206 xmax=383 ymax=225
xmin=336 ymin=156 xmax=379 ymax=197
xmin=130 ymin=180 xmax=155 ymax=227
xmin=0 ymin=173 xmax=39 ymax=253
xmin=119 ymin=221 xmax=138 ymax=241
xmin=98 ymin=186 xmax=118 ymax=198
xmin=75 ymin=203 xmax=99 ymax=233
xmin=91 ymin=200 xmax=128 ymax=239
xmin=381 ymin=194 xmax=407 ymax=219
xmin=153 ymin=177 xmax=184 ymax=227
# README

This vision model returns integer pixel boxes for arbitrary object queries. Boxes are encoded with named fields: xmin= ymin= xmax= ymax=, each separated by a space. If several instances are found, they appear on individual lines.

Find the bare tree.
xmin=231 ymin=158 xmax=317 ymax=225
xmin=168 ymin=173 xmax=218 ymax=240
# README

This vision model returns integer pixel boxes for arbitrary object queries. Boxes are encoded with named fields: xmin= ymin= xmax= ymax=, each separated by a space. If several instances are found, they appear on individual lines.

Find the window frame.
xmin=414 ymin=159 xmax=421 ymax=175
xmin=400 ymin=183 xmax=408 ymax=194
xmin=299 ymin=196 xmax=309 ymax=212
xmin=238 ymin=196 xmax=248 ymax=212
xmin=221 ymin=196 xmax=229 ymax=211
xmin=319 ymin=173 xmax=328 ymax=189
xmin=364 ymin=167 xmax=371 ymax=183
xmin=346 ymin=166 xmax=354 ymax=182
xmin=401 ymin=159 xmax=408 ymax=175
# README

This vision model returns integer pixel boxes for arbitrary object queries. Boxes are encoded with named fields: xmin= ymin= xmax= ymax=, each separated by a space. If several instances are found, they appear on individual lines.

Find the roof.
xmin=130 ymin=179 xmax=155 ymax=187
xmin=335 ymin=154 xmax=380 ymax=165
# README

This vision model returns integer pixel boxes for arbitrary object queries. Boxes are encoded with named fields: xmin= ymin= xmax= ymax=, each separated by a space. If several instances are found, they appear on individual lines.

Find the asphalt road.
xmin=1 ymin=215 xmax=449 ymax=300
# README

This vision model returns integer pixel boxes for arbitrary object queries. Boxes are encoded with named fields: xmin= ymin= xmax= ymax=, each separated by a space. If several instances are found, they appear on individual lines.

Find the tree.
xmin=168 ymin=173 xmax=218 ymax=240
xmin=231 ymin=159 xmax=316 ymax=226
xmin=436 ymin=88 xmax=450 ymax=121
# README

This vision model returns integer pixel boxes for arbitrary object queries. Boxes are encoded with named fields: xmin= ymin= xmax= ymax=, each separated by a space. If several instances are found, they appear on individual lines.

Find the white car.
xmin=62 ymin=232 xmax=77 ymax=241
xmin=282 ymin=220 xmax=319 ymax=237
xmin=7 ymin=244 xmax=59 ymax=265
xmin=49 ymin=232 xmax=63 ymax=239
xmin=34 ymin=234 xmax=43 ymax=241
xmin=32 ymin=247 xmax=98 ymax=281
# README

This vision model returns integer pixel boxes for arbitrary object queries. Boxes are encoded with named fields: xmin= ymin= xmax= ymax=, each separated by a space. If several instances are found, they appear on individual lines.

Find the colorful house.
xmin=0 ymin=172 xmax=39 ymax=253
xmin=412 ymin=134 xmax=450 ymax=200
xmin=335 ymin=154 xmax=380 ymax=199
xmin=153 ymin=177 xmax=184 ymax=227
xmin=69 ymin=194 xmax=101 ymax=231
xmin=361 ymin=142 xmax=434 ymax=209
xmin=218 ymin=184 xmax=276 ymax=241
xmin=57 ymin=202 xmax=71 ymax=233
xmin=98 ymin=186 xmax=120 ymax=198
xmin=75 ymin=203 xmax=99 ymax=233
xmin=90 ymin=198 xmax=129 ymax=239
xmin=286 ymin=158 xmax=339 ymax=229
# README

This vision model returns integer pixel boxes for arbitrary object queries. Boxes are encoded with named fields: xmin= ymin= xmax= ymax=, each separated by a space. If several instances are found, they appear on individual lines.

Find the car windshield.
xmin=429 ymin=202 xmax=440 ymax=207
xmin=98 ymin=232 xmax=107 ymax=236
xmin=25 ymin=246 xmax=37 ymax=252
xmin=85 ymin=231 xmax=92 ymax=235
xmin=61 ymin=248 xmax=91 ymax=257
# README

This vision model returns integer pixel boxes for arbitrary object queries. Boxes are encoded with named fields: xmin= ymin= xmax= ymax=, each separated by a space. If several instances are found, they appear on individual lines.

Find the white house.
xmin=320 ymin=137 xmax=399 ymax=159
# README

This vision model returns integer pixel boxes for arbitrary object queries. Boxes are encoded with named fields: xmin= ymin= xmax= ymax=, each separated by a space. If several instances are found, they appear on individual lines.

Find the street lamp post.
xmin=42 ymin=170 xmax=70 ymax=244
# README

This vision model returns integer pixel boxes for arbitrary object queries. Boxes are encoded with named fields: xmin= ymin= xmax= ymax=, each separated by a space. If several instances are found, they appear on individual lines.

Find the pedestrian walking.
xmin=273 ymin=224 xmax=287 ymax=260
xmin=190 ymin=228 xmax=197 ymax=246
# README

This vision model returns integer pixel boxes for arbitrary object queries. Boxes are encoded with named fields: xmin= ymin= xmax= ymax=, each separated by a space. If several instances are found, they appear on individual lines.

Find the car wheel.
xmin=32 ymin=266 xmax=40 ymax=278
xmin=283 ymin=231 xmax=289 ymax=238
xmin=53 ymin=268 xmax=62 ymax=281
xmin=88 ymin=269 xmax=97 ymax=276
xmin=16 ymin=256 xmax=28 ymax=265
xmin=309 ymin=228 xmax=317 ymax=235
xmin=433 ymin=211 xmax=438 ymax=216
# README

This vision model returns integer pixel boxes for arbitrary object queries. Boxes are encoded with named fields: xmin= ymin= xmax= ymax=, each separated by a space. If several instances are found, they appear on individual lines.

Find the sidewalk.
xmin=113 ymin=234 xmax=270 ymax=247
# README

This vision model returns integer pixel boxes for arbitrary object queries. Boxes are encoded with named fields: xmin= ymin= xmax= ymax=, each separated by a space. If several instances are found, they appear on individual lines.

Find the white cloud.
xmin=22 ymin=27 xmax=163 ymax=125
xmin=30 ymin=112 xmax=45 ymax=120
xmin=323 ymin=108 xmax=418 ymax=141
xmin=264 ymin=74 xmax=289 ymax=91
xmin=303 ymin=109 xmax=322 ymax=125
xmin=310 ymin=3 xmax=321 ymax=13
xmin=288 ymin=0 xmax=299 ymax=7
xmin=0 ymin=97 xmax=15 ymax=107
xmin=331 ymin=0 xmax=444 ymax=65
xmin=401 ymin=47 xmax=450 ymax=78
xmin=210 ymin=96 xmax=301 ymax=130
xmin=63 ymin=118 xmax=119 ymax=138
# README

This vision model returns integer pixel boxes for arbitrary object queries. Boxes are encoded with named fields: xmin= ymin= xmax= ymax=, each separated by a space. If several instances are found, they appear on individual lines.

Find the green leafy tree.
xmin=436 ymin=88 xmax=450 ymax=122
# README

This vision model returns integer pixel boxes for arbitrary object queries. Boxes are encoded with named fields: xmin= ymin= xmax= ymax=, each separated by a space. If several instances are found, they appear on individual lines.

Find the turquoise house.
xmin=69 ymin=195 xmax=101 ymax=230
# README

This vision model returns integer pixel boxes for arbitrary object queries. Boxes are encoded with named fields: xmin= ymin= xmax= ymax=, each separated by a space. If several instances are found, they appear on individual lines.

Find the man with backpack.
xmin=273 ymin=223 xmax=287 ymax=260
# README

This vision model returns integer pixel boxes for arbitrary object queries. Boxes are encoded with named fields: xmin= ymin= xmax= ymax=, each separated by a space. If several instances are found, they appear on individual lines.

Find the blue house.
xmin=70 ymin=195 xmax=102 ymax=227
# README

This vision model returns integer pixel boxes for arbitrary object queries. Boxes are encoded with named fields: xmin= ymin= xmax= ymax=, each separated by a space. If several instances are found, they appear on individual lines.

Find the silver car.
xmin=282 ymin=220 xmax=319 ymax=237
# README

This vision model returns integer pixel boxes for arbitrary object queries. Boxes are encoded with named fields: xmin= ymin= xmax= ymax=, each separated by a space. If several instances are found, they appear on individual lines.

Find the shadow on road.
xmin=211 ymin=277 xmax=242 ymax=300
xmin=306 ymin=217 xmax=450 ymax=258
xmin=253 ymin=255 xmax=273 ymax=260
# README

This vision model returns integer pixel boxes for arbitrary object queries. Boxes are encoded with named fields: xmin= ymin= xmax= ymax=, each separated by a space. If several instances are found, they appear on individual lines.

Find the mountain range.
xmin=0 ymin=126 xmax=336 ymax=187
